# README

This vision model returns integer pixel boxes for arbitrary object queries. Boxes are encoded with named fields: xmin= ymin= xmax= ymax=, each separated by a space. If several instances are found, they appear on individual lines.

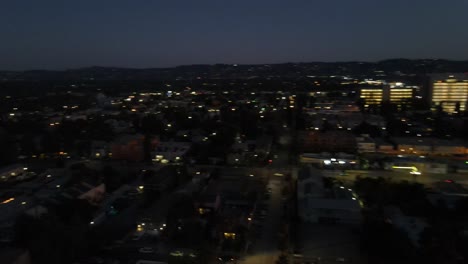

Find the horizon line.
xmin=2 ymin=58 xmax=468 ymax=72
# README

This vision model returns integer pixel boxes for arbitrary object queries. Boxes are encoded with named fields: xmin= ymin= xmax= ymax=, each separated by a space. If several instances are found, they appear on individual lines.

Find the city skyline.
xmin=1 ymin=0 xmax=468 ymax=70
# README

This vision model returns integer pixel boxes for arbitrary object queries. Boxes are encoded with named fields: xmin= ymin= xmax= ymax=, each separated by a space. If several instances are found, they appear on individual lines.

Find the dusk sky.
xmin=1 ymin=0 xmax=468 ymax=70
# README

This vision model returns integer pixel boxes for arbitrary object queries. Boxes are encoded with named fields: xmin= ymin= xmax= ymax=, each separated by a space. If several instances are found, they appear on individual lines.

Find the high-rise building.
xmin=359 ymin=88 xmax=383 ymax=105
xmin=388 ymin=82 xmax=414 ymax=103
xmin=430 ymin=74 xmax=468 ymax=113
xmin=359 ymin=82 xmax=415 ymax=106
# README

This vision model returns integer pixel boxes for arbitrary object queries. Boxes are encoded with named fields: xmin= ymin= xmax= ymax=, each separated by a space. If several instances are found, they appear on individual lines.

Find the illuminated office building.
xmin=430 ymin=74 xmax=468 ymax=113
xmin=388 ymin=82 xmax=414 ymax=103
xmin=360 ymin=82 xmax=415 ymax=105
xmin=360 ymin=88 xmax=383 ymax=105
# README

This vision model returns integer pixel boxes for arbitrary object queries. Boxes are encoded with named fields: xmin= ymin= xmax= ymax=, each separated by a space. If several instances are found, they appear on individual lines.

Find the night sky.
xmin=1 ymin=0 xmax=468 ymax=70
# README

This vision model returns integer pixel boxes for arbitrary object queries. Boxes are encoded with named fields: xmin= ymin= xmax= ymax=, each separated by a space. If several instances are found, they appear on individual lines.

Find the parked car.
xmin=138 ymin=247 xmax=155 ymax=254
xmin=218 ymin=255 xmax=237 ymax=264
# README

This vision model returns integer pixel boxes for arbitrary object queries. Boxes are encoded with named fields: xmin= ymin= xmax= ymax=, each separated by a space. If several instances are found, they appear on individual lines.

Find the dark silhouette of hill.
xmin=1 ymin=59 xmax=468 ymax=81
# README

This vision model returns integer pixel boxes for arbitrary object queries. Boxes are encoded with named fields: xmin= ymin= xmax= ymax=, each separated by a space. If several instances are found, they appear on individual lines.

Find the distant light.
xmin=1 ymin=198 xmax=15 ymax=204
xmin=352 ymin=197 xmax=357 ymax=200
xmin=340 ymin=186 xmax=345 ymax=189
xmin=21 ymin=201 xmax=27 ymax=205
xmin=56 ymin=185 xmax=61 ymax=188
xmin=90 ymin=221 xmax=95 ymax=225
xmin=23 ymin=167 xmax=28 ymax=170
xmin=167 ymin=124 xmax=172 ymax=127
xmin=249 ymin=174 xmax=254 ymax=177
xmin=138 ymin=186 xmax=144 ymax=190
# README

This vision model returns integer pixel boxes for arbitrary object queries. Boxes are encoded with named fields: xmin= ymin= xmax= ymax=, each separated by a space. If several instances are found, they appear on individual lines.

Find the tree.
xmin=102 ymin=165 xmax=121 ymax=192
xmin=19 ymin=133 xmax=37 ymax=155
xmin=141 ymin=114 xmax=164 ymax=134
xmin=276 ymin=254 xmax=289 ymax=264
xmin=40 ymin=132 xmax=61 ymax=153
xmin=353 ymin=121 xmax=381 ymax=137
xmin=0 ymin=128 xmax=17 ymax=166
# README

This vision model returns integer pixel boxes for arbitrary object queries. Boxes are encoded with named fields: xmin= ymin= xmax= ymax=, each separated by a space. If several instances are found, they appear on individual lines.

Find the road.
xmin=240 ymin=177 xmax=284 ymax=264
xmin=321 ymin=169 xmax=468 ymax=187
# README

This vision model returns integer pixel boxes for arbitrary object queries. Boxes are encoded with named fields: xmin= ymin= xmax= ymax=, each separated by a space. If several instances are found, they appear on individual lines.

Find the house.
xmin=152 ymin=141 xmax=191 ymax=163
xmin=90 ymin=140 xmax=110 ymax=159
xmin=375 ymin=138 xmax=395 ymax=153
xmin=297 ymin=166 xmax=362 ymax=224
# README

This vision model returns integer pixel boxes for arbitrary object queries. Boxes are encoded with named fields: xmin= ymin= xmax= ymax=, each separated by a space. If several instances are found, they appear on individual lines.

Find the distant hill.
xmin=1 ymin=59 xmax=468 ymax=81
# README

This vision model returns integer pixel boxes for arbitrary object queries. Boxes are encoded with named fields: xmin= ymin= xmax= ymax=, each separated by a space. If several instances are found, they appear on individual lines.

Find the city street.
xmin=240 ymin=177 xmax=284 ymax=264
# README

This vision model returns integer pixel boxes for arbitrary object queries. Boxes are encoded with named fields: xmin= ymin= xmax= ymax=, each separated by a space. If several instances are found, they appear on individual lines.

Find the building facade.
xmin=360 ymin=83 xmax=415 ymax=106
xmin=430 ymin=74 xmax=468 ymax=113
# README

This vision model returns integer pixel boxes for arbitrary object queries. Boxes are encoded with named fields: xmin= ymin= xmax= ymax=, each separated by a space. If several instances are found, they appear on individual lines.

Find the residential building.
xmin=356 ymin=135 xmax=376 ymax=153
xmin=300 ymin=131 xmax=356 ymax=153
xmin=392 ymin=137 xmax=466 ymax=156
xmin=297 ymin=166 xmax=362 ymax=224
xmin=152 ymin=141 xmax=191 ymax=163
xmin=111 ymin=134 xmax=158 ymax=162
